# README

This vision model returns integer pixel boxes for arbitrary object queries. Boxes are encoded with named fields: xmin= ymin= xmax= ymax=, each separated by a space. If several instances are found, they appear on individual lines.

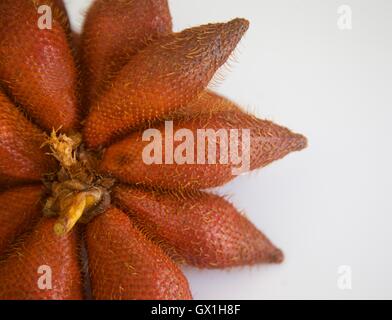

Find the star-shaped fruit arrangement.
xmin=0 ymin=0 xmax=307 ymax=300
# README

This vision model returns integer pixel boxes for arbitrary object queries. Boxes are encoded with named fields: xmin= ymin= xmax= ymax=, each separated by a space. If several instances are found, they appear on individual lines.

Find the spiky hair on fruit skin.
xmin=83 ymin=18 xmax=250 ymax=148
xmin=0 ymin=0 xmax=79 ymax=133
xmin=101 ymin=90 xmax=306 ymax=190
xmin=113 ymin=186 xmax=284 ymax=269
xmin=0 ymin=0 xmax=307 ymax=300
xmin=80 ymin=0 xmax=173 ymax=107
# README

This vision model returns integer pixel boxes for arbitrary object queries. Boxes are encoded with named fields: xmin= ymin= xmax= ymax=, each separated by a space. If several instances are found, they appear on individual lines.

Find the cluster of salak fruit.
xmin=0 ymin=0 xmax=307 ymax=300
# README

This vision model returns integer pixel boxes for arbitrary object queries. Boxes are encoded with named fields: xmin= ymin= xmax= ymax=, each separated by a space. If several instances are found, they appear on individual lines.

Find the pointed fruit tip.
xmin=231 ymin=18 xmax=250 ymax=31
xmin=225 ymin=18 xmax=250 ymax=39
xmin=270 ymin=248 xmax=284 ymax=264
xmin=293 ymin=133 xmax=308 ymax=152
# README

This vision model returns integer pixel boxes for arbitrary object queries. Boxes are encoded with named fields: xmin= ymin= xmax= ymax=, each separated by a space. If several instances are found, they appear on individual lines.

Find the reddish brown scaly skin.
xmin=114 ymin=186 xmax=284 ymax=268
xmin=100 ymin=93 xmax=307 ymax=190
xmin=81 ymin=0 xmax=172 ymax=106
xmin=174 ymin=90 xmax=240 ymax=116
xmin=0 ymin=90 xmax=56 ymax=185
xmin=0 ymin=0 xmax=79 ymax=132
xmin=72 ymin=32 xmax=81 ymax=59
xmin=83 ymin=19 xmax=249 ymax=149
xmin=52 ymin=0 xmax=67 ymax=16
xmin=0 ymin=0 xmax=308 ymax=301
xmin=86 ymin=207 xmax=192 ymax=300
xmin=50 ymin=0 xmax=75 ymax=42
xmin=0 ymin=218 xmax=83 ymax=300
xmin=39 ymin=1 xmax=80 ymax=64
xmin=0 ymin=185 xmax=44 ymax=255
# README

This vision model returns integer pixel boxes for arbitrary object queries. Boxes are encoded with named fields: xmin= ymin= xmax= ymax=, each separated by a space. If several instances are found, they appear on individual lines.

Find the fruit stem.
xmin=43 ymin=131 xmax=113 ymax=236
xmin=43 ymin=129 xmax=82 ymax=169
xmin=54 ymin=189 xmax=102 ymax=236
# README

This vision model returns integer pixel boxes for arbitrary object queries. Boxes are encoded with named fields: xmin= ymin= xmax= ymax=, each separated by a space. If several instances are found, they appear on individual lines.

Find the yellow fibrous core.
xmin=43 ymin=130 xmax=114 ymax=236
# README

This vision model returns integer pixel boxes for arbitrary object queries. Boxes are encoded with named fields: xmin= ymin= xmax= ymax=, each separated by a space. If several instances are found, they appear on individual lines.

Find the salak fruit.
xmin=0 ymin=0 xmax=307 ymax=300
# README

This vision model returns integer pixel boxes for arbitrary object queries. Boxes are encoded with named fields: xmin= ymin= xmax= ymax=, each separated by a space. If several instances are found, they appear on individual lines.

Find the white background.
xmin=65 ymin=0 xmax=392 ymax=299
